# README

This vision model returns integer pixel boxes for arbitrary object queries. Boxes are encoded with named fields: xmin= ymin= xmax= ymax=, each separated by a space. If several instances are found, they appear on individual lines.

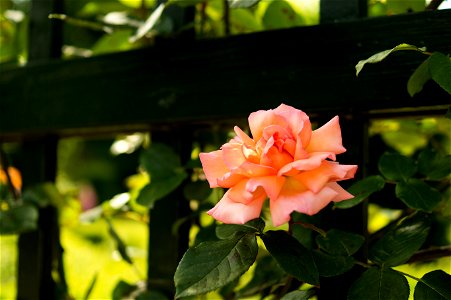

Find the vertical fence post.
xmin=147 ymin=128 xmax=191 ymax=297
xmin=317 ymin=114 xmax=369 ymax=299
xmin=16 ymin=0 xmax=64 ymax=299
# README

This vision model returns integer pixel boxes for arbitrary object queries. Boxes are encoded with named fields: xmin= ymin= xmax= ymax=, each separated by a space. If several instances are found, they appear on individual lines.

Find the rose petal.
xmin=234 ymin=126 xmax=255 ymax=147
xmin=247 ymin=175 xmax=286 ymax=200
xmin=199 ymin=150 xmax=229 ymax=188
xmin=222 ymin=142 xmax=247 ymax=170
xmin=273 ymin=104 xmax=312 ymax=148
xmin=248 ymin=108 xmax=287 ymax=141
xmin=327 ymin=182 xmax=355 ymax=202
xmin=217 ymin=171 xmax=246 ymax=188
xmin=294 ymin=161 xmax=358 ymax=193
xmin=270 ymin=178 xmax=338 ymax=226
xmin=306 ymin=116 xmax=346 ymax=154
xmin=207 ymin=188 xmax=266 ymax=224
xmin=278 ymin=152 xmax=336 ymax=176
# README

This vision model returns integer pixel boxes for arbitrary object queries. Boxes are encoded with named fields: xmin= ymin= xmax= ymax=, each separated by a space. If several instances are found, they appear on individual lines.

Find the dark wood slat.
xmin=1 ymin=10 xmax=450 ymax=140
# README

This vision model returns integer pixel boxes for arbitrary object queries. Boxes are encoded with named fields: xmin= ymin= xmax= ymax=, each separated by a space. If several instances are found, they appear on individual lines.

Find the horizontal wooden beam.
xmin=1 ymin=10 xmax=450 ymax=140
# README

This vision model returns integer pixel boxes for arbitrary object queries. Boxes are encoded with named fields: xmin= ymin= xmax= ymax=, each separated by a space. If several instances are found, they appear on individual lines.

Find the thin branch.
xmin=406 ymin=246 xmax=451 ymax=264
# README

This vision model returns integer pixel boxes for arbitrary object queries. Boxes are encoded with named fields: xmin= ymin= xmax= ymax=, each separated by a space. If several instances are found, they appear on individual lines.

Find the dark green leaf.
xmin=0 ymin=204 xmax=38 ymax=234
xmin=22 ymin=182 xmax=63 ymax=207
xmin=174 ymin=233 xmax=258 ymax=298
xmin=378 ymin=153 xmax=417 ymax=181
xmin=414 ymin=270 xmax=451 ymax=300
xmin=136 ymin=171 xmax=187 ymax=207
xmin=140 ymin=143 xmax=183 ymax=179
xmin=316 ymin=229 xmax=365 ymax=256
xmin=418 ymin=149 xmax=451 ymax=180
xmin=396 ymin=179 xmax=441 ymax=212
xmin=369 ymin=213 xmax=431 ymax=267
xmin=281 ymin=290 xmax=315 ymax=300
xmin=429 ymin=52 xmax=451 ymax=95
xmin=106 ymin=220 xmax=133 ymax=265
xmin=356 ymin=43 xmax=427 ymax=76
xmin=112 ymin=280 xmax=136 ymax=300
xmin=237 ymin=255 xmax=285 ymax=298
xmin=312 ymin=250 xmax=354 ymax=277
xmin=348 ymin=267 xmax=409 ymax=300
xmin=262 ymin=230 xmax=319 ymax=285
xmin=335 ymin=175 xmax=385 ymax=209
xmin=216 ymin=218 xmax=265 ymax=239
xmin=408 ymin=57 xmax=431 ymax=97
xmin=228 ymin=0 xmax=260 ymax=8
xmin=183 ymin=180 xmax=211 ymax=201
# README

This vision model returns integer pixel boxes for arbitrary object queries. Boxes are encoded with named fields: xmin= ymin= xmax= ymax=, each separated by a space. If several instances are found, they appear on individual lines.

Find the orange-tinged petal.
xmin=207 ymin=189 xmax=266 ymax=224
xmin=247 ymin=175 xmax=286 ymax=200
xmin=278 ymin=152 xmax=336 ymax=176
xmin=217 ymin=171 xmax=246 ymax=188
xmin=222 ymin=142 xmax=247 ymax=170
xmin=273 ymin=103 xmax=312 ymax=148
xmin=327 ymin=182 xmax=355 ymax=202
xmin=294 ymin=161 xmax=357 ymax=193
xmin=249 ymin=108 xmax=287 ymax=141
xmin=270 ymin=179 xmax=338 ymax=226
xmin=199 ymin=151 xmax=229 ymax=188
xmin=306 ymin=116 xmax=346 ymax=154
xmin=234 ymin=126 xmax=255 ymax=147
xmin=0 ymin=166 xmax=22 ymax=191
xmin=236 ymin=161 xmax=276 ymax=177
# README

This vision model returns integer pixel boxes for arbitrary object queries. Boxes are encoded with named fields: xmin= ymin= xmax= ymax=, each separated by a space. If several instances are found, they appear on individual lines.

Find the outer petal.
xmin=248 ymin=108 xmax=287 ymax=141
xmin=327 ymin=182 xmax=355 ymax=202
xmin=207 ymin=189 xmax=266 ymax=224
xmin=270 ymin=179 xmax=338 ymax=226
xmin=294 ymin=162 xmax=357 ymax=193
xmin=199 ymin=151 xmax=229 ymax=188
xmin=306 ymin=116 xmax=346 ymax=154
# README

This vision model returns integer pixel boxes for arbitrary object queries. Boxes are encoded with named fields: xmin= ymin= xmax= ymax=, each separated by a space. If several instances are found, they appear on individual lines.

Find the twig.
xmin=406 ymin=246 xmax=451 ymax=264
xmin=426 ymin=0 xmax=444 ymax=10
xmin=223 ymin=0 xmax=230 ymax=36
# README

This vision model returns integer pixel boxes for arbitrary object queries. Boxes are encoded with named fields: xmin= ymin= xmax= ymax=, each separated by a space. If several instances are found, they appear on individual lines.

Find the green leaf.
xmin=281 ymin=290 xmax=315 ymax=300
xmin=174 ymin=233 xmax=258 ymax=298
xmin=228 ymin=0 xmax=260 ymax=8
xmin=112 ymin=280 xmax=137 ymax=300
xmin=369 ymin=212 xmax=431 ymax=267
xmin=378 ymin=152 xmax=417 ymax=181
xmin=216 ymin=218 xmax=265 ymax=239
xmin=356 ymin=43 xmax=427 ymax=76
xmin=0 ymin=204 xmax=39 ymax=234
xmin=92 ymin=29 xmax=135 ymax=55
xmin=335 ymin=175 xmax=385 ymax=209
xmin=315 ymin=229 xmax=365 ymax=256
xmin=261 ymin=230 xmax=319 ymax=285
xmin=140 ymin=143 xmax=184 ymax=179
xmin=348 ymin=267 xmax=409 ymax=300
xmin=429 ymin=52 xmax=451 ymax=95
xmin=408 ymin=57 xmax=431 ymax=97
xmin=237 ymin=255 xmax=285 ymax=297
xmin=22 ymin=182 xmax=64 ymax=207
xmin=414 ymin=270 xmax=451 ymax=300
xmin=106 ymin=220 xmax=133 ymax=265
xmin=418 ymin=149 xmax=451 ymax=180
xmin=136 ymin=290 xmax=169 ymax=300
xmin=312 ymin=250 xmax=354 ymax=277
xmin=136 ymin=171 xmax=187 ymax=207
xmin=262 ymin=0 xmax=305 ymax=30
xmin=167 ymin=0 xmax=208 ymax=7
xmin=386 ymin=0 xmax=426 ymax=14
xmin=395 ymin=179 xmax=441 ymax=212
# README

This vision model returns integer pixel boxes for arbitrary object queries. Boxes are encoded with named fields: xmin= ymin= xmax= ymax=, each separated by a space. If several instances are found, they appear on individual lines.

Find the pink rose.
xmin=199 ymin=104 xmax=358 ymax=227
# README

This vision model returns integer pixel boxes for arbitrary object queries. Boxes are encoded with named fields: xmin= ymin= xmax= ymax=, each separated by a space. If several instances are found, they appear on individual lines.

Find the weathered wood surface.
xmin=1 ymin=10 xmax=450 ymax=139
